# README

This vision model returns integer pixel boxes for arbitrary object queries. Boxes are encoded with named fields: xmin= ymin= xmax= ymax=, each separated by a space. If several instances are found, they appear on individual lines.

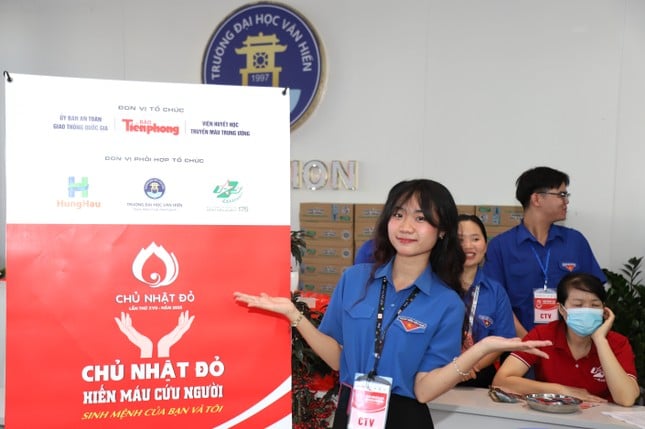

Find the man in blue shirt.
xmin=354 ymin=239 xmax=375 ymax=264
xmin=483 ymin=166 xmax=606 ymax=338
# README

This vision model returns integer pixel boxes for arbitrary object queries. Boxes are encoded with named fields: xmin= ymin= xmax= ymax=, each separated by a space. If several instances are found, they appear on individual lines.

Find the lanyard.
xmin=464 ymin=283 xmax=481 ymax=339
xmin=369 ymin=277 xmax=419 ymax=378
xmin=530 ymin=245 xmax=551 ymax=289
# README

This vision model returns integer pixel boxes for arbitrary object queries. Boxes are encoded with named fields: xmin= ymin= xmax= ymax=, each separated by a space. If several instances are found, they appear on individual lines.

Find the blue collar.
xmin=517 ymin=221 xmax=565 ymax=246
xmin=373 ymin=257 xmax=435 ymax=296
xmin=469 ymin=267 xmax=485 ymax=290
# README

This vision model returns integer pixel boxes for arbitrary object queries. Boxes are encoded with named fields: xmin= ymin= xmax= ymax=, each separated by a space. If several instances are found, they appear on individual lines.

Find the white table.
xmin=428 ymin=387 xmax=641 ymax=429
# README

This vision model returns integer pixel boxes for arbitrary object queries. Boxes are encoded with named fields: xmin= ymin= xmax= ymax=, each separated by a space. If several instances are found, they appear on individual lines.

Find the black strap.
xmin=369 ymin=277 xmax=419 ymax=378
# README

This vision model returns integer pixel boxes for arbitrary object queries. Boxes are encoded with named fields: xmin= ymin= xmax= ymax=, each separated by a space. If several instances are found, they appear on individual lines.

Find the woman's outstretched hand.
xmin=233 ymin=292 xmax=297 ymax=318
xmin=479 ymin=336 xmax=552 ymax=359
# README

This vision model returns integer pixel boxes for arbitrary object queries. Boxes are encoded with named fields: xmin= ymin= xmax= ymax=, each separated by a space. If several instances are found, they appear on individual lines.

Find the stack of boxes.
xmin=353 ymin=203 xmax=384 ymax=257
xmin=474 ymin=205 xmax=524 ymax=238
xmin=299 ymin=203 xmax=355 ymax=294
xmin=298 ymin=202 xmax=524 ymax=295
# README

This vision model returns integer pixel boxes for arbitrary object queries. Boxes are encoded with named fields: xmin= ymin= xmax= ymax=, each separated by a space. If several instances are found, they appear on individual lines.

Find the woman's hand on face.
xmin=233 ymin=292 xmax=296 ymax=317
xmin=591 ymin=306 xmax=615 ymax=341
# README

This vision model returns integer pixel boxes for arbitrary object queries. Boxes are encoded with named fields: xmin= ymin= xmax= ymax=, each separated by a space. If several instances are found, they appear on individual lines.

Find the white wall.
xmin=1 ymin=0 xmax=644 ymax=271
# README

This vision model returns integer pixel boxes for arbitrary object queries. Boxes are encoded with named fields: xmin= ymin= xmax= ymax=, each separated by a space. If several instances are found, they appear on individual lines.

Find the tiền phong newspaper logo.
xmin=122 ymin=118 xmax=181 ymax=136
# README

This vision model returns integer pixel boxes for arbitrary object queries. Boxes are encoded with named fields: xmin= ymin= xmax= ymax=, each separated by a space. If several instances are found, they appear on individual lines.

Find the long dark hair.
xmin=372 ymin=179 xmax=465 ymax=293
xmin=457 ymin=214 xmax=488 ymax=243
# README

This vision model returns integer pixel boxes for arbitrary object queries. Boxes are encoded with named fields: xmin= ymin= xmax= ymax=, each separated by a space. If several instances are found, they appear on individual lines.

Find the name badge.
xmin=348 ymin=373 xmax=392 ymax=429
xmin=533 ymin=288 xmax=558 ymax=324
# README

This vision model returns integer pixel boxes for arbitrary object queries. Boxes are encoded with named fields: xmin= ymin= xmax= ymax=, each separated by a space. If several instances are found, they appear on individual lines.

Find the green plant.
xmin=291 ymin=230 xmax=307 ymax=266
xmin=291 ymin=291 xmax=338 ymax=428
xmin=602 ymin=256 xmax=645 ymax=402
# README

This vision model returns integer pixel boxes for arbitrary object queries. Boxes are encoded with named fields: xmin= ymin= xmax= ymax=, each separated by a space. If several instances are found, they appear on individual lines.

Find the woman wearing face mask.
xmin=492 ymin=273 xmax=640 ymax=406
xmin=457 ymin=215 xmax=515 ymax=388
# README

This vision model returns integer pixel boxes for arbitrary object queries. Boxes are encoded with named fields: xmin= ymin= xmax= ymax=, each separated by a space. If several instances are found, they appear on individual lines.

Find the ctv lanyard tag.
xmin=533 ymin=288 xmax=558 ymax=324
xmin=348 ymin=373 xmax=393 ymax=429
xmin=530 ymin=245 xmax=558 ymax=323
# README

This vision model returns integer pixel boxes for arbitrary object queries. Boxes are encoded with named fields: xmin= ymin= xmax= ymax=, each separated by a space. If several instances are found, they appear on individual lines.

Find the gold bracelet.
xmin=291 ymin=312 xmax=304 ymax=328
xmin=452 ymin=357 xmax=471 ymax=377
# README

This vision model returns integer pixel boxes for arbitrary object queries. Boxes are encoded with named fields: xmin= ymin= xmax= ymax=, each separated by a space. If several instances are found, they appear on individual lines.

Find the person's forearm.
xmin=414 ymin=341 xmax=493 ymax=402
xmin=494 ymin=374 xmax=562 ymax=396
xmin=416 ymin=336 xmax=553 ymax=402
xmin=474 ymin=351 xmax=502 ymax=373
xmin=287 ymin=308 xmax=342 ymax=370
xmin=594 ymin=337 xmax=640 ymax=406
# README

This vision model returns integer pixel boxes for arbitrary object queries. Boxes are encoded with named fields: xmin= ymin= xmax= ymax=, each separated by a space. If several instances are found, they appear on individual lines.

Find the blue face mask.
xmin=563 ymin=307 xmax=604 ymax=336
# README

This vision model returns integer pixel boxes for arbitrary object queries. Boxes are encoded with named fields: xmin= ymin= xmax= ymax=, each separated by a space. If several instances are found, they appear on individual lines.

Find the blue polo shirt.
xmin=482 ymin=222 xmax=606 ymax=332
xmin=466 ymin=268 xmax=516 ymax=342
xmin=319 ymin=259 xmax=464 ymax=399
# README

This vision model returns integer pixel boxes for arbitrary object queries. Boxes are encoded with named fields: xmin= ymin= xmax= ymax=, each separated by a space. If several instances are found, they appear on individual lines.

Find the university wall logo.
xmin=202 ymin=2 xmax=326 ymax=129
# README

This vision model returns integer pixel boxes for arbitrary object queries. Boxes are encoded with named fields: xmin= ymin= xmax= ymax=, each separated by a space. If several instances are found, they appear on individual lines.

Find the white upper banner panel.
xmin=4 ymin=73 xmax=291 ymax=226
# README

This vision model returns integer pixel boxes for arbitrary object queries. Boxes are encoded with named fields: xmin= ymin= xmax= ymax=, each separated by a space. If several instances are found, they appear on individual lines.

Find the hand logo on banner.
xmin=115 ymin=310 xmax=195 ymax=358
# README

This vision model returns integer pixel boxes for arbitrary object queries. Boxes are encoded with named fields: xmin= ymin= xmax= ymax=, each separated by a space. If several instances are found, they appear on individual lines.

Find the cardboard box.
xmin=354 ymin=203 xmax=384 ymax=222
xmin=354 ymin=221 xmax=377 ymax=242
xmin=484 ymin=225 xmax=514 ymax=239
xmin=303 ymin=242 xmax=354 ymax=261
xmin=299 ymin=202 xmax=353 ymax=223
xmin=301 ymin=222 xmax=353 ymax=242
xmin=303 ymin=255 xmax=352 ymax=267
xmin=456 ymin=205 xmax=476 ymax=215
xmin=301 ymin=260 xmax=350 ymax=276
xmin=475 ymin=205 xmax=523 ymax=227
xmin=302 ymin=283 xmax=336 ymax=295
xmin=300 ymin=272 xmax=340 ymax=295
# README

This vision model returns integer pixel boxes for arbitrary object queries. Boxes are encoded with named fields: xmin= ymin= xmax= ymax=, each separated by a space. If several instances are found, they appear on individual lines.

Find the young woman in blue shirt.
xmin=456 ymin=214 xmax=516 ymax=388
xmin=235 ymin=179 xmax=550 ymax=428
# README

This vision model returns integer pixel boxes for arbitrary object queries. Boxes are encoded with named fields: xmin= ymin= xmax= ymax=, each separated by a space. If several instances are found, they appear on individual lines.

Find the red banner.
xmin=7 ymin=224 xmax=291 ymax=428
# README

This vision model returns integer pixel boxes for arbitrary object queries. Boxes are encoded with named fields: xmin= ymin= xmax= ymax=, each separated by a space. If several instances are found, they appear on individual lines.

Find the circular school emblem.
xmin=144 ymin=178 xmax=165 ymax=200
xmin=202 ymin=2 xmax=326 ymax=130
